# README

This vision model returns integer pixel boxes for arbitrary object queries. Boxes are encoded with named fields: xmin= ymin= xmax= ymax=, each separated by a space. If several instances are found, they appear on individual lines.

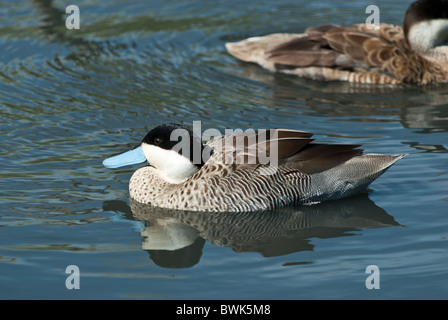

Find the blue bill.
xmin=103 ymin=146 xmax=147 ymax=168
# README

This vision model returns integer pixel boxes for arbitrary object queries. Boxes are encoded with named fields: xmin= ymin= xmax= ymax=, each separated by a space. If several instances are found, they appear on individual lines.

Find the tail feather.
xmin=306 ymin=153 xmax=407 ymax=203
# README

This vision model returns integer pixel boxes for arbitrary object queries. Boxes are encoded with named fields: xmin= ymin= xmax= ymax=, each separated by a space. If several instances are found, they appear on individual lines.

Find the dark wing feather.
xmin=284 ymin=143 xmax=364 ymax=174
xmin=206 ymin=129 xmax=364 ymax=175
xmin=207 ymin=129 xmax=314 ymax=167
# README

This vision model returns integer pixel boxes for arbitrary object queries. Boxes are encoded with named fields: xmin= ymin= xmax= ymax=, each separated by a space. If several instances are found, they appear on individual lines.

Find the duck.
xmin=103 ymin=123 xmax=406 ymax=212
xmin=225 ymin=0 xmax=448 ymax=85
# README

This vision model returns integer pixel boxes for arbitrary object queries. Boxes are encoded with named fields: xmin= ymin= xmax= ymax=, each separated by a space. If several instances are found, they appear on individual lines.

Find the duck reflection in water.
xmin=103 ymin=195 xmax=402 ymax=269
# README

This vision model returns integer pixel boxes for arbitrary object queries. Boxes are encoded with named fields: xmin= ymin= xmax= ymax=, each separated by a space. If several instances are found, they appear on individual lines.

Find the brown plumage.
xmin=226 ymin=0 xmax=448 ymax=85
xmin=121 ymin=126 xmax=405 ymax=212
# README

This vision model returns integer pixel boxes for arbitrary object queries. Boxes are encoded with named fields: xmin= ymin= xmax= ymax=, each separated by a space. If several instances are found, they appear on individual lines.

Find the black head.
xmin=142 ymin=123 xmax=210 ymax=167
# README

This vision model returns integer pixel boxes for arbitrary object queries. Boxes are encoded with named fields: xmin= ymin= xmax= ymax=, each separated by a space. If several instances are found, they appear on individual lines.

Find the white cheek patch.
xmin=141 ymin=143 xmax=199 ymax=184
xmin=408 ymin=19 xmax=448 ymax=52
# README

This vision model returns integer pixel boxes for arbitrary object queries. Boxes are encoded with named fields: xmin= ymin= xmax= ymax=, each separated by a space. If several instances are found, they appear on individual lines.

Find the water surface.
xmin=1 ymin=0 xmax=448 ymax=299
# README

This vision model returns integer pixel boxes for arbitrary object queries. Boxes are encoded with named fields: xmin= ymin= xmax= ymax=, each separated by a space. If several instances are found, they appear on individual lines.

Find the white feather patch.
xmin=141 ymin=143 xmax=198 ymax=184
xmin=408 ymin=19 xmax=448 ymax=52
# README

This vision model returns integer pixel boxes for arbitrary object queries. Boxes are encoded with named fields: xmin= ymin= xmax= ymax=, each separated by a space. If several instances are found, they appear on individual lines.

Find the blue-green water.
xmin=1 ymin=0 xmax=447 ymax=299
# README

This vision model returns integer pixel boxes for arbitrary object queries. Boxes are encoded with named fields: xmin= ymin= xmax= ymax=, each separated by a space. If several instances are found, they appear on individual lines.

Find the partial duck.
xmin=103 ymin=123 xmax=405 ymax=212
xmin=226 ymin=0 xmax=448 ymax=85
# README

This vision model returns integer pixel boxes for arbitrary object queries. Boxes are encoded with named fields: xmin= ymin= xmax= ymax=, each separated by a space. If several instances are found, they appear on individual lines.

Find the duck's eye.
xmin=154 ymin=137 xmax=162 ymax=145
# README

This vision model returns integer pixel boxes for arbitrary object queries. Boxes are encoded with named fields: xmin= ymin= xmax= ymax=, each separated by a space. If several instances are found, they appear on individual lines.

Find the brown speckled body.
xmin=130 ymin=164 xmax=312 ymax=212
